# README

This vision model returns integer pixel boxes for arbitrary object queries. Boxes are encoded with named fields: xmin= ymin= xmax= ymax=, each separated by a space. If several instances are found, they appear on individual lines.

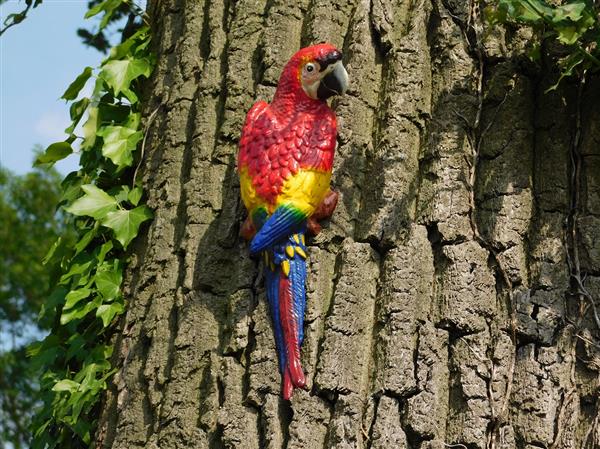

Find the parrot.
xmin=237 ymin=43 xmax=348 ymax=400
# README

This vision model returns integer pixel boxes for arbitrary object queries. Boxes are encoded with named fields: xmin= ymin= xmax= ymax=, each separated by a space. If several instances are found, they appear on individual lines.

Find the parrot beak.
xmin=317 ymin=60 xmax=349 ymax=100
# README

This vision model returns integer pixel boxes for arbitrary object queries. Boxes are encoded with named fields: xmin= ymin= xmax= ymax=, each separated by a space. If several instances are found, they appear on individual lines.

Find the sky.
xmin=0 ymin=0 xmax=106 ymax=175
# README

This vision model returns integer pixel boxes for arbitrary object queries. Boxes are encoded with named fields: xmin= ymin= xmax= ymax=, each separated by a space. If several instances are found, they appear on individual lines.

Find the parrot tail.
xmin=263 ymin=231 xmax=308 ymax=400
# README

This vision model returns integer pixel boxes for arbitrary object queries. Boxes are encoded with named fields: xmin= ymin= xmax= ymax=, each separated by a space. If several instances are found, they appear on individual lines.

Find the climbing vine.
xmin=487 ymin=0 xmax=600 ymax=87
xmin=28 ymin=1 xmax=154 ymax=447
xmin=13 ymin=0 xmax=600 ymax=447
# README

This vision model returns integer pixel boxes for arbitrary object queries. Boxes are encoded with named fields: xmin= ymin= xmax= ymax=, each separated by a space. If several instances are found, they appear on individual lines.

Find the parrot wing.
xmin=249 ymin=204 xmax=305 ymax=255
xmin=238 ymin=102 xmax=336 ymax=215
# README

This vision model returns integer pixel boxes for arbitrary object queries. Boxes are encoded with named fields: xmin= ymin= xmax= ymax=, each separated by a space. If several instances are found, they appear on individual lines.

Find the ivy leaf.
xmin=60 ymin=173 xmax=84 ymax=206
xmin=34 ymin=142 xmax=73 ymax=166
xmin=96 ymin=241 xmax=114 ymax=264
xmin=96 ymin=302 xmax=124 ymax=327
xmin=110 ymin=26 xmax=150 ymax=60
xmin=64 ymin=184 xmax=118 ymax=219
xmin=84 ymin=0 xmax=122 ymax=29
xmin=128 ymin=186 xmax=143 ymax=206
xmin=60 ymin=296 xmax=101 ymax=325
xmin=94 ymin=266 xmax=122 ymax=301
xmin=43 ymin=237 xmax=63 ymax=265
xmin=81 ymin=107 xmax=98 ymax=149
xmin=65 ymin=98 xmax=90 ymax=135
xmin=113 ymin=185 xmax=130 ymax=204
xmin=62 ymin=67 xmax=93 ymax=101
xmin=59 ymin=251 xmax=96 ymax=285
xmin=506 ymin=0 xmax=551 ymax=22
xmin=38 ymin=287 xmax=68 ymax=324
xmin=553 ymin=3 xmax=586 ymax=23
xmin=97 ymin=125 xmax=142 ymax=169
xmin=66 ymin=333 xmax=87 ymax=362
xmin=63 ymin=288 xmax=93 ymax=311
xmin=99 ymin=58 xmax=152 ymax=103
xmin=52 ymin=379 xmax=80 ymax=393
xmin=74 ymin=226 xmax=98 ymax=256
xmin=101 ymin=205 xmax=153 ymax=248
xmin=556 ymin=25 xmax=579 ymax=45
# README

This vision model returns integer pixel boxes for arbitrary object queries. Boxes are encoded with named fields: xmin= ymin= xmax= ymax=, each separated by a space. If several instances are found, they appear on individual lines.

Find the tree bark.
xmin=96 ymin=0 xmax=600 ymax=448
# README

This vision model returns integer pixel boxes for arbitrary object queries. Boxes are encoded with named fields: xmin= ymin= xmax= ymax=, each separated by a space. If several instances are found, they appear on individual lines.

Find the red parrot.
xmin=237 ymin=43 xmax=348 ymax=400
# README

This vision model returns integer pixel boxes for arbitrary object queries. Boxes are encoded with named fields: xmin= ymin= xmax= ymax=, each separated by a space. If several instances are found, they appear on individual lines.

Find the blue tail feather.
xmin=262 ymin=231 xmax=308 ymax=381
xmin=265 ymin=265 xmax=286 ymax=372
xmin=291 ymin=255 xmax=307 ymax=345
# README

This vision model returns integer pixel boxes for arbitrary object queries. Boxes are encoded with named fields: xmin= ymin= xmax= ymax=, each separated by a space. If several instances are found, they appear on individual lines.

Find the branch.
xmin=0 ymin=0 xmax=42 ymax=38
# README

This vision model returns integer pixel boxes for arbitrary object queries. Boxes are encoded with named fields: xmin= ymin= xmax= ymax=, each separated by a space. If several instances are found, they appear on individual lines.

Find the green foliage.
xmin=0 ymin=347 xmax=38 ymax=449
xmin=0 ymin=162 xmax=73 ymax=448
xmin=0 ymin=163 xmax=71 ymax=324
xmin=29 ymin=3 xmax=154 ymax=447
xmin=487 ymin=0 xmax=600 ymax=88
xmin=77 ymin=0 xmax=145 ymax=53
xmin=0 ymin=0 xmax=43 ymax=37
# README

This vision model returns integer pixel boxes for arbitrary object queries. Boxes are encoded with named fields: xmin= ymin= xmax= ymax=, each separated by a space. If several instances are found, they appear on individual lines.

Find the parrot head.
xmin=274 ymin=43 xmax=349 ymax=104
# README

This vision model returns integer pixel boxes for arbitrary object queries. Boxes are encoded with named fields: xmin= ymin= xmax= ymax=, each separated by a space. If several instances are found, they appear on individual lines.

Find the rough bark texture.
xmin=96 ymin=1 xmax=600 ymax=448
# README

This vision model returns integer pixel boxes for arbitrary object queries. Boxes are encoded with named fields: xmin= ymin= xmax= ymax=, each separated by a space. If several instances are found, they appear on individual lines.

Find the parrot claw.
xmin=307 ymin=189 xmax=339 ymax=236
xmin=240 ymin=216 xmax=256 ymax=241
xmin=307 ymin=218 xmax=322 ymax=235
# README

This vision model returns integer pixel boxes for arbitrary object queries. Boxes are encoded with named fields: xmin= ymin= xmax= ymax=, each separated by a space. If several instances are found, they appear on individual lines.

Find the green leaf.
xmin=84 ymin=0 xmax=119 ymax=19
xmin=97 ymin=102 xmax=131 ymax=123
xmin=510 ymin=0 xmax=551 ymax=22
xmin=97 ymin=125 xmax=142 ymax=169
xmin=101 ymin=205 xmax=153 ymax=248
xmin=74 ymin=226 xmax=98 ymax=256
xmin=96 ymin=302 xmax=124 ymax=327
xmin=65 ymin=98 xmax=90 ymax=135
xmin=62 ymin=67 xmax=93 ymax=100
xmin=110 ymin=26 xmax=150 ymax=60
xmin=43 ymin=237 xmax=63 ymax=265
xmin=65 ymin=333 xmax=87 ymax=361
xmin=59 ymin=253 xmax=95 ymax=285
xmin=556 ymin=25 xmax=579 ymax=45
xmin=128 ymin=186 xmax=143 ymax=206
xmin=63 ymin=288 xmax=93 ymax=310
xmin=99 ymin=58 xmax=152 ymax=103
xmin=94 ymin=265 xmax=122 ymax=301
xmin=38 ymin=287 xmax=68 ymax=323
xmin=113 ymin=185 xmax=130 ymax=204
xmin=85 ymin=0 xmax=122 ymax=29
xmin=60 ymin=173 xmax=84 ymax=206
xmin=545 ymin=51 xmax=585 ymax=92
xmin=64 ymin=184 xmax=118 ymax=219
xmin=553 ymin=3 xmax=586 ymax=22
xmin=60 ymin=296 xmax=101 ymax=325
xmin=96 ymin=241 xmax=114 ymax=264
xmin=34 ymin=142 xmax=73 ymax=166
xmin=81 ymin=107 xmax=98 ymax=149
xmin=52 ymin=379 xmax=80 ymax=393
xmin=528 ymin=42 xmax=541 ymax=62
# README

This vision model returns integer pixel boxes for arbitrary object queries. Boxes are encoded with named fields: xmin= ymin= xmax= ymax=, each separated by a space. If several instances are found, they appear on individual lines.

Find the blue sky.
xmin=1 ymin=0 xmax=106 ymax=175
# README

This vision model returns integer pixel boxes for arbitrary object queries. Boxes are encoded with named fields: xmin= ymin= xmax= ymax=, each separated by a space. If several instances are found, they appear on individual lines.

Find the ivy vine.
xmin=20 ymin=0 xmax=600 ymax=447
xmin=487 ymin=0 xmax=600 ymax=88
xmin=28 ymin=1 xmax=154 ymax=447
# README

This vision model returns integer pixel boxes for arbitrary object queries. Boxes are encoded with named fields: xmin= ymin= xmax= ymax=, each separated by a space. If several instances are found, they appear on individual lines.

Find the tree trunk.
xmin=96 ymin=1 xmax=600 ymax=448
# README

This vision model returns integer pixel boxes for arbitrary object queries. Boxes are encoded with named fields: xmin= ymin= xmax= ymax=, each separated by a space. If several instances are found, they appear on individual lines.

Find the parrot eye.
xmin=305 ymin=63 xmax=315 ymax=73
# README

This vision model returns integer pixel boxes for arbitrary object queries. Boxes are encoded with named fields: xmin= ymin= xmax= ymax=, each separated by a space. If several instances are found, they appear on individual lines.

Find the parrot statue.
xmin=237 ymin=43 xmax=348 ymax=400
